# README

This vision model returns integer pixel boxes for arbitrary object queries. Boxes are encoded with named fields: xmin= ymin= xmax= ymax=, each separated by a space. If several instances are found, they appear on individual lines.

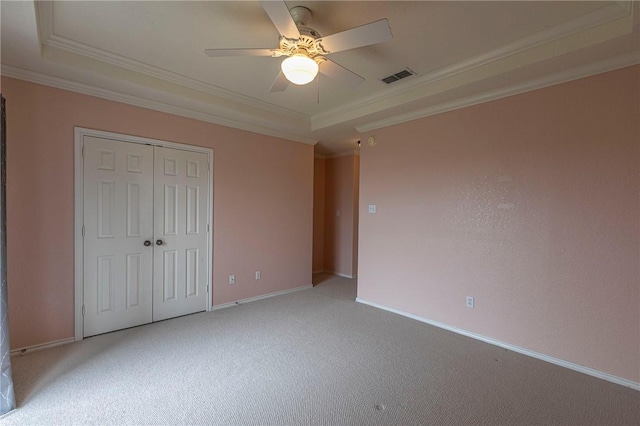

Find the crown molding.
xmin=13 ymin=1 xmax=636 ymax=152
xmin=34 ymin=0 xmax=634 ymax=136
xmin=314 ymin=1 xmax=634 ymax=131
xmin=34 ymin=0 xmax=307 ymax=124
xmin=1 ymin=65 xmax=318 ymax=145
xmin=356 ymin=52 xmax=640 ymax=133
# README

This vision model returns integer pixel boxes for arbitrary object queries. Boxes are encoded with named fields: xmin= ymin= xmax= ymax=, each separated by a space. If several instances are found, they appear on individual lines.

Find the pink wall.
xmin=313 ymin=157 xmax=325 ymax=272
xmin=358 ymin=66 xmax=640 ymax=382
xmin=352 ymin=155 xmax=360 ymax=277
xmin=2 ymin=77 xmax=313 ymax=349
xmin=323 ymin=155 xmax=358 ymax=277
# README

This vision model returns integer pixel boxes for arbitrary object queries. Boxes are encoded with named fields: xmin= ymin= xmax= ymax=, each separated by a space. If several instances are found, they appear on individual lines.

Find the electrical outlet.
xmin=368 ymin=204 xmax=377 ymax=214
xmin=255 ymin=271 xmax=261 ymax=280
xmin=229 ymin=275 xmax=235 ymax=285
xmin=466 ymin=296 xmax=474 ymax=308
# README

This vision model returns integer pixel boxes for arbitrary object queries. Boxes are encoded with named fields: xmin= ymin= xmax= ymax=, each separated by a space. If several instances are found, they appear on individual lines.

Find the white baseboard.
xmin=356 ymin=297 xmax=640 ymax=391
xmin=324 ymin=271 xmax=353 ymax=279
xmin=10 ymin=337 xmax=75 ymax=356
xmin=311 ymin=270 xmax=354 ymax=279
xmin=211 ymin=284 xmax=313 ymax=311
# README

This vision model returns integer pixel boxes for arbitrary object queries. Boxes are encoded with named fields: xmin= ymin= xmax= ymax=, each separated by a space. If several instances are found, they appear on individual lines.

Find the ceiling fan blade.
xmin=260 ymin=0 xmax=301 ymax=40
xmin=316 ymin=19 xmax=392 ymax=54
xmin=204 ymin=48 xmax=279 ymax=57
xmin=319 ymin=59 xmax=365 ymax=89
xmin=269 ymin=70 xmax=290 ymax=92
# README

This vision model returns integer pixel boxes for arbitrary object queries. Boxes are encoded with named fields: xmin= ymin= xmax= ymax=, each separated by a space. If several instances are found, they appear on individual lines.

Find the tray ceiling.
xmin=1 ymin=1 xmax=639 ymax=154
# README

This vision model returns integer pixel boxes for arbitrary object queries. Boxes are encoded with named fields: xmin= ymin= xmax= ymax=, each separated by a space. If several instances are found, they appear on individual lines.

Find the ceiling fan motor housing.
xmin=289 ymin=6 xmax=312 ymax=26
xmin=279 ymin=28 xmax=325 ymax=58
xmin=276 ymin=6 xmax=329 ymax=59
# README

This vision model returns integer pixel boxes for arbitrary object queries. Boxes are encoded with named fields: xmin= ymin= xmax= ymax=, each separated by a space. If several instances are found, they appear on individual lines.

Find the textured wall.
xmin=358 ymin=66 xmax=640 ymax=382
xmin=313 ymin=157 xmax=325 ymax=272
xmin=2 ymin=77 xmax=313 ymax=349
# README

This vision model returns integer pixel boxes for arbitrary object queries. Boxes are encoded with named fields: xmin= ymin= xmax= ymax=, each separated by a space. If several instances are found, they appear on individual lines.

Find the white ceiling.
xmin=1 ymin=1 xmax=639 ymax=154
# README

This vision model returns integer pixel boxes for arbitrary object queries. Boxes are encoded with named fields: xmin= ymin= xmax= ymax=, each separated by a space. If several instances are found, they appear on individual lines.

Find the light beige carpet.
xmin=2 ymin=275 xmax=638 ymax=425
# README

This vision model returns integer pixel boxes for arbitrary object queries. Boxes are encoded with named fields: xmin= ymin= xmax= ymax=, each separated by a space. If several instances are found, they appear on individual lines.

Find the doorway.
xmin=74 ymin=128 xmax=213 ymax=339
xmin=312 ymin=152 xmax=359 ymax=281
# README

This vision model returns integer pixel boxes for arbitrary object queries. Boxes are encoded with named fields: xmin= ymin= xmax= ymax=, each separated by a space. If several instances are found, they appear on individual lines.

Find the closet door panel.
xmin=152 ymin=147 xmax=208 ymax=321
xmin=83 ymin=137 xmax=154 ymax=337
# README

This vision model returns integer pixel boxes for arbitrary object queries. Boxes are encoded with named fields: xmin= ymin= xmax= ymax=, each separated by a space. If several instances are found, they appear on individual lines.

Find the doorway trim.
xmin=73 ymin=127 xmax=214 ymax=342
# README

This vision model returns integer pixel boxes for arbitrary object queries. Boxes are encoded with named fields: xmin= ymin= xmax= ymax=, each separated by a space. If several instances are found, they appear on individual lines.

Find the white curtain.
xmin=0 ymin=94 xmax=15 ymax=415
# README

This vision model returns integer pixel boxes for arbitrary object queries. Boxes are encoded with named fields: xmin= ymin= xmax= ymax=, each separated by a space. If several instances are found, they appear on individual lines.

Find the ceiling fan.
xmin=204 ymin=0 xmax=393 ymax=92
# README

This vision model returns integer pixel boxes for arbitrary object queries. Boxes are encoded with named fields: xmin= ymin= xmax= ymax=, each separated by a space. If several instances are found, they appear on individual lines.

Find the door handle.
xmin=156 ymin=239 xmax=164 ymax=246
xmin=144 ymin=240 xmax=152 ymax=247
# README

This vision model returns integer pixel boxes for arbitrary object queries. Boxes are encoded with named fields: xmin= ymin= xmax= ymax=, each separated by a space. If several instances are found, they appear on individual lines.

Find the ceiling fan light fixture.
xmin=281 ymin=54 xmax=319 ymax=85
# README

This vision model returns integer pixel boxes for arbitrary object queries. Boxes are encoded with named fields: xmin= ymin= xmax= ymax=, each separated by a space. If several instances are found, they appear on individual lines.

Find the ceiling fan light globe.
xmin=281 ymin=54 xmax=319 ymax=85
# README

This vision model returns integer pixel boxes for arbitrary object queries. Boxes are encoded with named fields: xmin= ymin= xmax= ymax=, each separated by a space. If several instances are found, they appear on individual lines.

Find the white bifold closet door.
xmin=83 ymin=136 xmax=208 ymax=337
xmin=152 ymin=146 xmax=209 ymax=321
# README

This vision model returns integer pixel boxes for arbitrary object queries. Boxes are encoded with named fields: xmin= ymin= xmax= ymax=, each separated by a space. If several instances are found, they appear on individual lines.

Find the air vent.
xmin=381 ymin=68 xmax=415 ymax=84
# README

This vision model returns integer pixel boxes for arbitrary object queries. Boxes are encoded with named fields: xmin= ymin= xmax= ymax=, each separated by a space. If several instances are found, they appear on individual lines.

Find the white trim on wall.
xmin=73 ymin=131 xmax=84 ymax=342
xmin=73 ymin=127 xmax=214 ymax=342
xmin=356 ymin=297 xmax=640 ymax=391
xmin=2 ymin=65 xmax=317 ymax=146
xmin=33 ymin=0 xmax=307 ymax=123
xmin=314 ymin=2 xmax=635 ymax=131
xmin=211 ymin=285 xmax=313 ymax=311
xmin=10 ymin=337 xmax=75 ymax=356
xmin=29 ymin=0 xmax=636 ymax=136
xmin=324 ymin=271 xmax=353 ymax=279
xmin=356 ymin=52 xmax=640 ymax=133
